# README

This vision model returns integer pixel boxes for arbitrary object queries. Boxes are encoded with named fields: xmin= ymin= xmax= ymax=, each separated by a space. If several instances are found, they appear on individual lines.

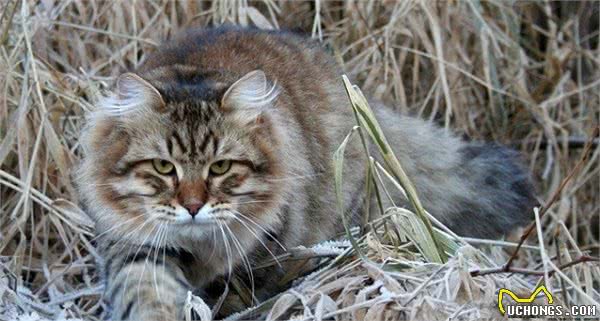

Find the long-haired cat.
xmin=76 ymin=27 xmax=536 ymax=320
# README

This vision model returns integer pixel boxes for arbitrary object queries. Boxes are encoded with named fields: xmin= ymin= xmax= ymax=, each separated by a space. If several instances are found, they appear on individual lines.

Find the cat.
xmin=76 ymin=27 xmax=536 ymax=320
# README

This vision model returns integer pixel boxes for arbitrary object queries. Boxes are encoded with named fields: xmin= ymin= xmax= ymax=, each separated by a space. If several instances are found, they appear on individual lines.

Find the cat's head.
xmin=77 ymin=70 xmax=285 ymax=245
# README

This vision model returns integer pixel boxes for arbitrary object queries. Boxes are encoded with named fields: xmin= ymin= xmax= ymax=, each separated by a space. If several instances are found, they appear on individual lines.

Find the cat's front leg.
xmin=104 ymin=248 xmax=191 ymax=321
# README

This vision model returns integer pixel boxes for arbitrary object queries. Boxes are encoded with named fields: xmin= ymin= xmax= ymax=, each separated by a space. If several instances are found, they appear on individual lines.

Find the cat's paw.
xmin=131 ymin=309 xmax=182 ymax=321
xmin=115 ymin=303 xmax=182 ymax=321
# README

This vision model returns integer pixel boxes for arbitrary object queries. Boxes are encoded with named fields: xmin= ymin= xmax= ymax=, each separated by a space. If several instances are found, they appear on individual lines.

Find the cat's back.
xmin=136 ymin=27 xmax=345 ymax=104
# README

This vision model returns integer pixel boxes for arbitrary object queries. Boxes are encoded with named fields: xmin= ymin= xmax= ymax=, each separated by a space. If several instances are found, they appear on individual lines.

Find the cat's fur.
xmin=76 ymin=27 xmax=536 ymax=320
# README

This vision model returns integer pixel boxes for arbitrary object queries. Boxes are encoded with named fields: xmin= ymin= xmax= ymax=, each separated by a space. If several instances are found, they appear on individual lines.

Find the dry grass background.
xmin=0 ymin=1 xmax=599 ymax=320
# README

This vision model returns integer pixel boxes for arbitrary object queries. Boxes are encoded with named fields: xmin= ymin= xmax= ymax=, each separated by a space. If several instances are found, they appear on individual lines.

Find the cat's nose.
xmin=184 ymin=203 xmax=203 ymax=217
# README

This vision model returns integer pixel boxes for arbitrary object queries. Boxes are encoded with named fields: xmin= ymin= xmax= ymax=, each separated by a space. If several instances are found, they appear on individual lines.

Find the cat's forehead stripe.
xmin=212 ymin=135 xmax=219 ymax=156
xmin=170 ymin=131 xmax=187 ymax=155
xmin=198 ymin=130 xmax=211 ymax=154
xmin=143 ymin=65 xmax=226 ymax=102
xmin=188 ymin=120 xmax=197 ymax=158
xmin=167 ymin=127 xmax=219 ymax=162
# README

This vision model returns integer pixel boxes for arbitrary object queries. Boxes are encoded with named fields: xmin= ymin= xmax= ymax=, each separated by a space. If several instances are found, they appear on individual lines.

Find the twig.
xmin=514 ymin=137 xmax=599 ymax=149
xmin=254 ymin=246 xmax=348 ymax=269
xmin=555 ymin=228 xmax=570 ymax=309
xmin=501 ymin=126 xmax=599 ymax=272
xmin=470 ymin=255 xmax=598 ymax=277
xmin=0 ymin=0 xmax=18 ymax=46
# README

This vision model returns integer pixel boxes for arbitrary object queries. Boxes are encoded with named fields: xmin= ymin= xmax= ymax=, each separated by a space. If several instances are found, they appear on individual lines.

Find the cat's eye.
xmin=209 ymin=160 xmax=232 ymax=175
xmin=152 ymin=159 xmax=175 ymax=175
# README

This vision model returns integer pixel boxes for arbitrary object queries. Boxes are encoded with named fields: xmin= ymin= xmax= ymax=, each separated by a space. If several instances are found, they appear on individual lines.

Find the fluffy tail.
xmin=371 ymin=107 xmax=537 ymax=239
xmin=446 ymin=142 xmax=537 ymax=238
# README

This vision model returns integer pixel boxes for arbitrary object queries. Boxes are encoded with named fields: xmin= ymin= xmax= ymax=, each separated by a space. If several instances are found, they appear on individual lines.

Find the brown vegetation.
xmin=0 ymin=1 xmax=598 ymax=320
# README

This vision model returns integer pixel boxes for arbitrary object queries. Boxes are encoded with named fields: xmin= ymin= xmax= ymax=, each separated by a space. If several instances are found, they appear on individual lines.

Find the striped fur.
xmin=76 ymin=27 xmax=536 ymax=320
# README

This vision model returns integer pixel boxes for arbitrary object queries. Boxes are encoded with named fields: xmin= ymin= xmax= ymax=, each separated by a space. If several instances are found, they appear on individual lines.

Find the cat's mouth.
xmin=171 ymin=213 xmax=234 ymax=225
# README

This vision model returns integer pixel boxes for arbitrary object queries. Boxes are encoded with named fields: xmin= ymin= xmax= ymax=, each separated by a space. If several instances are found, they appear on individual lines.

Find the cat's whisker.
xmin=85 ymin=183 xmax=118 ymax=187
xmin=151 ymin=223 xmax=166 ymax=304
xmin=228 ymin=200 xmax=272 ymax=205
xmin=160 ymin=228 xmax=170 ymax=301
xmin=129 ymin=223 xmax=160 ymax=304
xmin=228 ymin=213 xmax=282 ymax=268
xmin=230 ymin=209 xmax=286 ymax=251
xmin=108 ymin=220 xmax=151 ymax=262
xmin=222 ymin=223 xmax=256 ymax=302
xmin=90 ymin=213 xmax=145 ymax=242
xmin=112 ymin=216 xmax=156 ymax=256
xmin=206 ymin=223 xmax=219 ymax=261
xmin=134 ymin=223 xmax=163 ymax=305
xmin=265 ymin=173 xmax=325 ymax=182
xmin=216 ymin=220 xmax=234 ymax=283
xmin=120 ymin=218 xmax=158 ymax=276
xmin=145 ymin=223 xmax=162 ymax=300
xmin=235 ymin=215 xmax=286 ymax=253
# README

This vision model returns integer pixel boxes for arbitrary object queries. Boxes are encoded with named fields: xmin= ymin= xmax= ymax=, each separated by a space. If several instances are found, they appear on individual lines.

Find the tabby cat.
xmin=76 ymin=27 xmax=536 ymax=320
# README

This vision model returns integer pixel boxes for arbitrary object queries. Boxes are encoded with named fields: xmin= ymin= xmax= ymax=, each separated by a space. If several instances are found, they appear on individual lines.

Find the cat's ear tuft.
xmin=97 ymin=73 xmax=165 ymax=116
xmin=221 ymin=70 xmax=279 ymax=123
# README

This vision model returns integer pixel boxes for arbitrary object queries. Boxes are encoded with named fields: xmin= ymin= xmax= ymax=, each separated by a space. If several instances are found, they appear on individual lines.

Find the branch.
xmin=502 ymin=126 xmax=599 ymax=272
xmin=514 ymin=137 xmax=599 ymax=149
xmin=470 ymin=255 xmax=598 ymax=277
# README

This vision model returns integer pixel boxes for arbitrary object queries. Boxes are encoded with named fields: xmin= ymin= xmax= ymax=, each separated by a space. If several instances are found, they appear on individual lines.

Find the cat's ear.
xmin=98 ymin=73 xmax=165 ymax=116
xmin=221 ymin=70 xmax=279 ymax=124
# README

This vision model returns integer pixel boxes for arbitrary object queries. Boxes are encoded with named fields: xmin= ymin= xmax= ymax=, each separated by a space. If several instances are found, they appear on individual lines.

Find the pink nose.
xmin=184 ymin=203 xmax=203 ymax=217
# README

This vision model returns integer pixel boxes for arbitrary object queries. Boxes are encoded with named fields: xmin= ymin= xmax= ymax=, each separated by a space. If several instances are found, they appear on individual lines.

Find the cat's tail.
xmin=447 ymin=142 xmax=538 ymax=238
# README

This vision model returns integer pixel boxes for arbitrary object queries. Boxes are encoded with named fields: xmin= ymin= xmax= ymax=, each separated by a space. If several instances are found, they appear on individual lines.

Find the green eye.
xmin=152 ymin=159 xmax=175 ymax=175
xmin=209 ymin=160 xmax=232 ymax=175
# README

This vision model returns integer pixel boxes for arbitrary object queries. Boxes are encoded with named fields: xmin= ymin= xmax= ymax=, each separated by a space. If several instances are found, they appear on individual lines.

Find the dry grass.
xmin=1 ymin=1 xmax=598 ymax=320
